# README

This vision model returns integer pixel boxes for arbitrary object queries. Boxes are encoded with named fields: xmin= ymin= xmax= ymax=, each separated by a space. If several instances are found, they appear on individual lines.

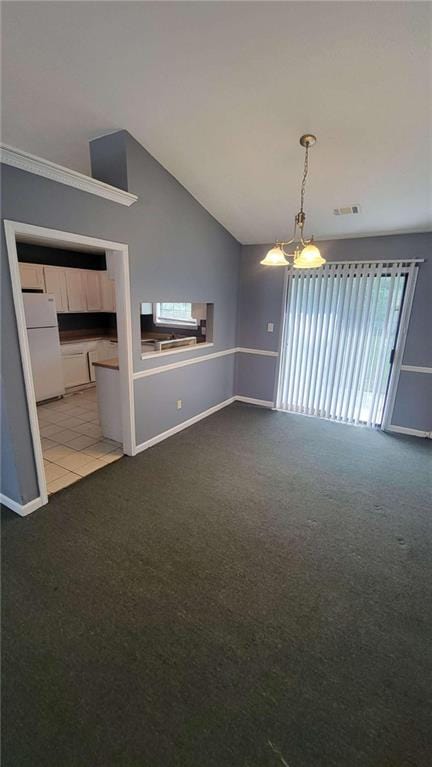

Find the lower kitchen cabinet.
xmin=61 ymin=350 xmax=90 ymax=388
xmin=61 ymin=339 xmax=118 ymax=389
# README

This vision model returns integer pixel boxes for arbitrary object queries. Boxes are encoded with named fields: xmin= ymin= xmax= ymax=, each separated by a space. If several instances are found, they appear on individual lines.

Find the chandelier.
xmin=261 ymin=134 xmax=326 ymax=269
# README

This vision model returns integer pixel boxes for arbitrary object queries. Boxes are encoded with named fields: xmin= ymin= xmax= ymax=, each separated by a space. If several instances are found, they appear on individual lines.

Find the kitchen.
xmin=19 ymin=241 xmax=213 ymax=492
xmin=93 ymin=301 xmax=213 ymax=442
xmin=19 ymin=242 xmax=123 ymax=493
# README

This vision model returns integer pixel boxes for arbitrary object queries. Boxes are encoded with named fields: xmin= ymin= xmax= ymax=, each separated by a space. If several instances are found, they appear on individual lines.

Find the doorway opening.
xmin=4 ymin=221 xmax=136 ymax=513
xmin=276 ymin=260 xmax=419 ymax=429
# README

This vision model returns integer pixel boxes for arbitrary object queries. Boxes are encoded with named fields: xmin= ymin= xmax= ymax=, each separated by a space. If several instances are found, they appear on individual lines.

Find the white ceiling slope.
xmin=2 ymin=1 xmax=431 ymax=244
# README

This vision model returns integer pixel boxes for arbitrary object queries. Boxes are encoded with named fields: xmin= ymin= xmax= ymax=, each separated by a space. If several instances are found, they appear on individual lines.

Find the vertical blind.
xmin=277 ymin=261 xmax=416 ymax=427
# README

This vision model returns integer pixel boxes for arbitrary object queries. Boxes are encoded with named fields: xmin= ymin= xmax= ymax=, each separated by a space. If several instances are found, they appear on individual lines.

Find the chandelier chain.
xmin=300 ymin=144 xmax=309 ymax=215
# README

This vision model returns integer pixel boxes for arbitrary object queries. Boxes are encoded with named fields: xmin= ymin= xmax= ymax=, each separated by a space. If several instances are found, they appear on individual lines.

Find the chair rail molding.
xmin=237 ymin=347 xmax=279 ymax=357
xmin=400 ymin=365 xmax=432 ymax=374
xmin=134 ymin=347 xmax=279 ymax=380
xmin=0 ymin=143 xmax=138 ymax=207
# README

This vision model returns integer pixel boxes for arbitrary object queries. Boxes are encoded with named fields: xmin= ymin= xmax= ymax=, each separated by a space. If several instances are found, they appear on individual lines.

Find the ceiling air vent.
xmin=333 ymin=205 xmax=361 ymax=216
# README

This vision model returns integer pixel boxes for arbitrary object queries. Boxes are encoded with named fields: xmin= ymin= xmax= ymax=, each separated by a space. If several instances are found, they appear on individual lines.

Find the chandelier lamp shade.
xmin=261 ymin=134 xmax=326 ymax=269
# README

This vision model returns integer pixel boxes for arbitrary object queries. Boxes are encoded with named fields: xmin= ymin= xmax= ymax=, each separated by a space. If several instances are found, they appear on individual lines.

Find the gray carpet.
xmin=2 ymin=403 xmax=432 ymax=767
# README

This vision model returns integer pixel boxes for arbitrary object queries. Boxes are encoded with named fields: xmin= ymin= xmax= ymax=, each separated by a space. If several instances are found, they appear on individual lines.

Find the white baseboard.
xmin=135 ymin=397 xmax=235 ymax=454
xmin=134 ymin=394 xmax=277 ymax=454
xmin=234 ymin=395 xmax=274 ymax=408
xmin=386 ymin=425 xmax=431 ymax=438
xmin=0 ymin=493 xmax=45 ymax=516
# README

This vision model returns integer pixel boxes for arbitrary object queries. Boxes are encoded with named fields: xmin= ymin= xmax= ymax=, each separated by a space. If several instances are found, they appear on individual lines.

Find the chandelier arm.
xmin=279 ymin=217 xmax=299 ymax=249
xmin=277 ymin=214 xmax=297 ymax=250
xmin=279 ymin=244 xmax=294 ymax=258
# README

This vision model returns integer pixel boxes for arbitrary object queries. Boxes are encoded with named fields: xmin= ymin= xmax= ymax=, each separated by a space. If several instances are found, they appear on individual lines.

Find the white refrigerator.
xmin=23 ymin=293 xmax=65 ymax=402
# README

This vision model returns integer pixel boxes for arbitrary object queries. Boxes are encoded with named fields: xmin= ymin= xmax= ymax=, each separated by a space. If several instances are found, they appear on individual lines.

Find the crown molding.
xmin=0 ymin=143 xmax=138 ymax=207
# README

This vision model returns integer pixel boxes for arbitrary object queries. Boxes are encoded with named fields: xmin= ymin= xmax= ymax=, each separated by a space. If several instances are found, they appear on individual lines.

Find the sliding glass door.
xmin=276 ymin=261 xmax=417 ymax=427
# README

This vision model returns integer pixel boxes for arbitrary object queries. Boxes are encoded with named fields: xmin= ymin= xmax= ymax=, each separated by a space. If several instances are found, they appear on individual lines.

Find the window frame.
xmin=153 ymin=302 xmax=198 ymax=329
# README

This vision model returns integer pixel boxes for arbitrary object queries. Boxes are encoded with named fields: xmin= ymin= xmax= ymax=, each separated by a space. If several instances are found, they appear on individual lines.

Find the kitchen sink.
xmin=141 ymin=336 xmax=197 ymax=353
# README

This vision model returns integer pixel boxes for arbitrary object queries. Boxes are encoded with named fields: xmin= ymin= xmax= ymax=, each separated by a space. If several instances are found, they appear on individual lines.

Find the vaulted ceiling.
xmin=2 ymin=1 xmax=431 ymax=243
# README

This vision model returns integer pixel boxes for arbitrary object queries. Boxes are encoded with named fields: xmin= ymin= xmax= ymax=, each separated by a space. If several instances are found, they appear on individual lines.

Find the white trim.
xmin=141 ymin=342 xmax=214 ymax=360
xmin=3 ymin=220 xmax=136 ymax=515
xmin=252 ymin=232 xmax=431 ymax=244
xmin=106 ymin=250 xmax=136 ymax=456
xmin=0 ymin=493 xmax=45 ymax=516
xmin=235 ymin=396 xmax=274 ymax=408
xmin=1 ymin=143 xmax=138 ymax=207
xmin=129 ymin=394 xmax=276 ymax=456
xmin=4 ymin=220 xmax=133 ymax=253
xmin=386 ymin=425 xmax=431 ymax=439
xmin=237 ymin=347 xmax=279 ymax=357
xmin=4 ymin=221 xmax=48 ymax=508
xmin=153 ymin=301 xmax=198 ymax=329
xmin=381 ymin=264 xmax=419 ymax=431
xmin=400 ymin=365 xmax=432 ymax=374
xmin=135 ymin=398 xmax=235 ymax=453
xmin=134 ymin=347 xmax=236 ymax=379
xmin=136 ymin=346 xmax=278 ymax=378
xmin=274 ymin=265 xmax=291 ymax=408
xmin=316 ymin=259 xmax=425 ymax=266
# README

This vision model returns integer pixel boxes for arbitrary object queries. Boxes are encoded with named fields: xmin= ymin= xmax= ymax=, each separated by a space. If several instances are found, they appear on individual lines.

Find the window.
xmin=153 ymin=302 xmax=198 ymax=328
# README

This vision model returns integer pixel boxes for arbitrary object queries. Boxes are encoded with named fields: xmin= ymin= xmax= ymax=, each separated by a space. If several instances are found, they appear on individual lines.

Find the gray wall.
xmin=235 ymin=233 xmax=432 ymax=431
xmin=0 ymin=380 xmax=22 ymax=502
xmin=1 ymin=129 xmax=430 ymax=507
xmin=1 ymin=130 xmax=240 ymax=505
xmin=90 ymin=130 xmax=129 ymax=192
xmin=134 ymin=355 xmax=235 ymax=445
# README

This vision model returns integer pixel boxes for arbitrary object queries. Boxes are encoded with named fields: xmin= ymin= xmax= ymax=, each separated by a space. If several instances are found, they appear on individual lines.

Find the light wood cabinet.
xmin=19 ymin=263 xmax=45 ymax=291
xmin=83 ymin=270 xmax=103 ymax=311
xmin=62 ymin=351 xmax=90 ymax=388
xmin=20 ymin=263 xmax=116 ymax=314
xmin=100 ymin=271 xmax=116 ymax=313
xmin=44 ymin=266 xmax=68 ymax=312
xmin=65 ymin=269 xmax=87 ymax=312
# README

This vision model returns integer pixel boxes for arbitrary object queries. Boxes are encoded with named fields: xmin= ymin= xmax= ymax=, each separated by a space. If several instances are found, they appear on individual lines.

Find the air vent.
xmin=333 ymin=205 xmax=361 ymax=216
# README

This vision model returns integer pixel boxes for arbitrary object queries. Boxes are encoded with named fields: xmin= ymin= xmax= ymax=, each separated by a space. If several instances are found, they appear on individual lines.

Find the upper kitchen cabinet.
xmin=83 ymin=270 xmax=102 ymax=311
xmin=19 ymin=262 xmax=45 ymax=291
xmin=19 ymin=261 xmax=117 ymax=314
xmin=65 ymin=269 xmax=87 ymax=312
xmin=44 ymin=266 xmax=68 ymax=312
xmin=100 ymin=271 xmax=116 ymax=313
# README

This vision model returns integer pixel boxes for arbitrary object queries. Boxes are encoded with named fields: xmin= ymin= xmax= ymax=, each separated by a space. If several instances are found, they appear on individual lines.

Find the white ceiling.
xmin=2 ymin=1 xmax=431 ymax=244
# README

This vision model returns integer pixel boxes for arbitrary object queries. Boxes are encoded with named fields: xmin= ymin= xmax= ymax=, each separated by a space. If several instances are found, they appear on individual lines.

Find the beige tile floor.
xmin=38 ymin=387 xmax=122 ymax=494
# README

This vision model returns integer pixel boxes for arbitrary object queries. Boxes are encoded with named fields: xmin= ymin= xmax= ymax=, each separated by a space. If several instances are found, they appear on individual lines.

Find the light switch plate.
xmin=176 ymin=399 xmax=182 ymax=410
xmin=267 ymin=322 xmax=274 ymax=333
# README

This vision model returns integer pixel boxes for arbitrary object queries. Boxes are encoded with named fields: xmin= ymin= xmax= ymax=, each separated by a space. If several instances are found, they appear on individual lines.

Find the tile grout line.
xmin=38 ymin=388 xmax=122 ymax=494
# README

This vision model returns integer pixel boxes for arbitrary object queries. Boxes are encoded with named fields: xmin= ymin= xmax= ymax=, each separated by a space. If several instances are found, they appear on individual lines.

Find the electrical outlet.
xmin=176 ymin=399 xmax=182 ymax=410
xmin=267 ymin=322 xmax=274 ymax=333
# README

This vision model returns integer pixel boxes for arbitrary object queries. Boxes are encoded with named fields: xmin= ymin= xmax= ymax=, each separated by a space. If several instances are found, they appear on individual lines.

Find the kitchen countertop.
xmin=59 ymin=331 xmax=201 ymax=345
xmin=92 ymin=358 xmax=119 ymax=370
xmin=59 ymin=331 xmax=118 ymax=345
